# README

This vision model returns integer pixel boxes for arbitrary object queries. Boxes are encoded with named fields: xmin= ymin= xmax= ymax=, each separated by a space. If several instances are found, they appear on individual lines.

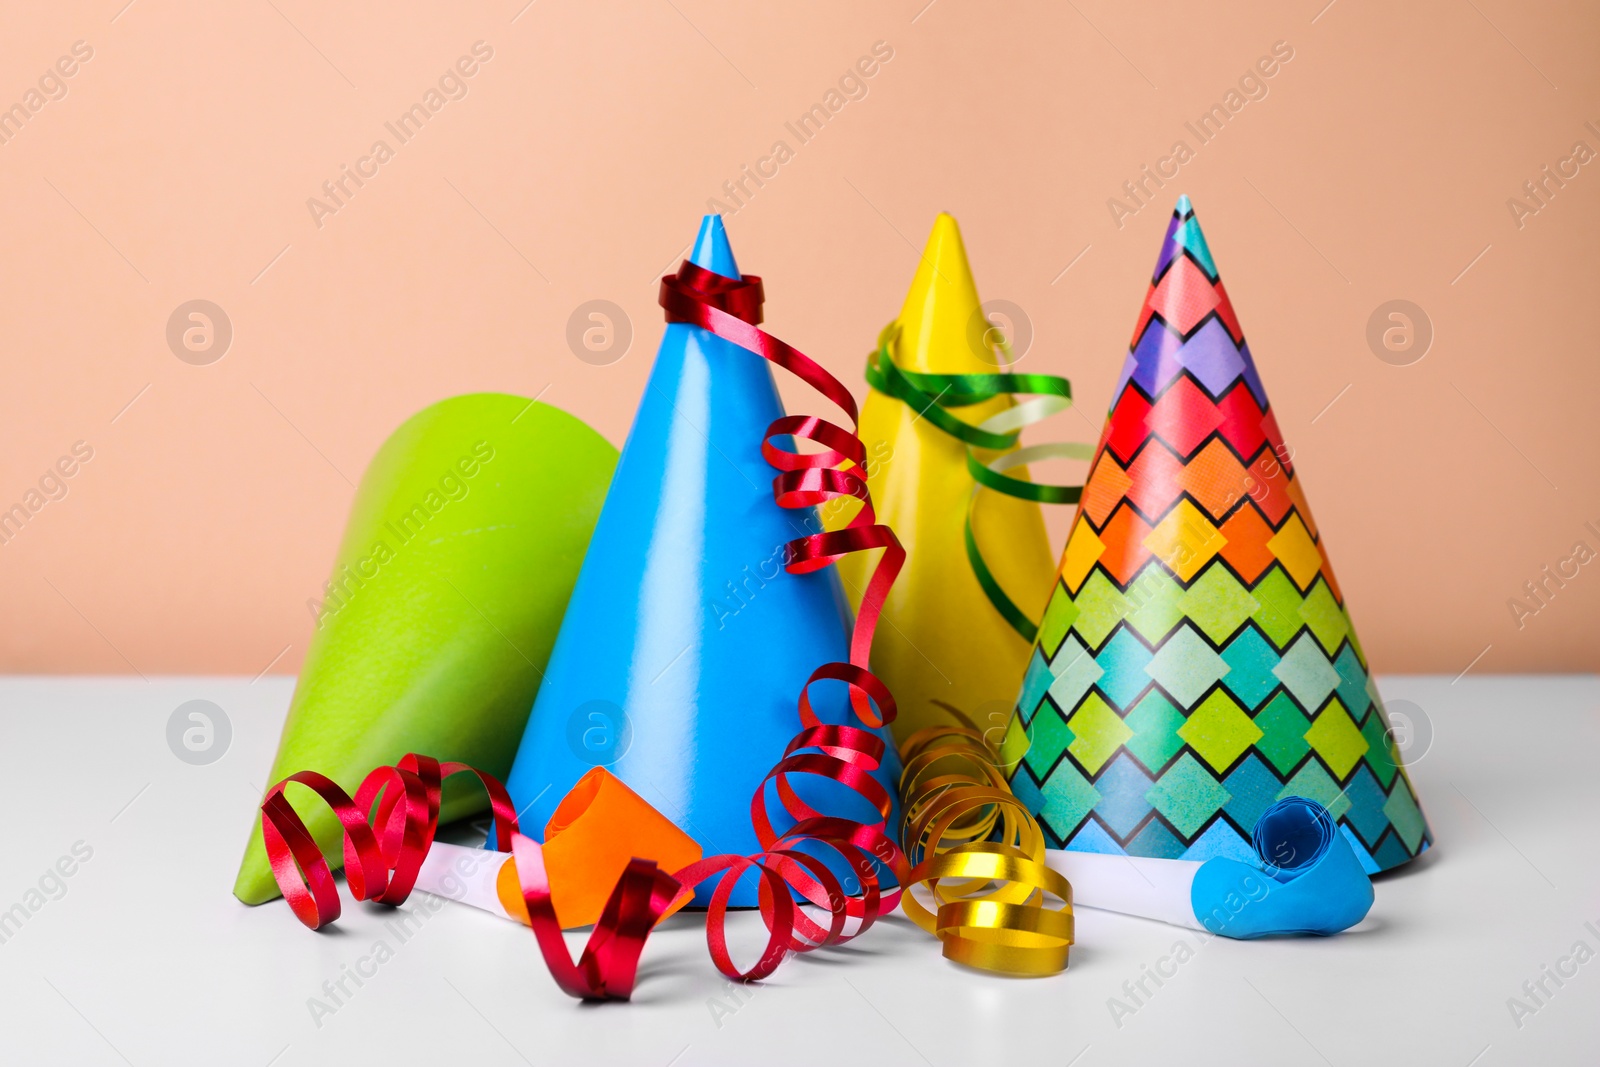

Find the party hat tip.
xmin=689 ymin=214 xmax=740 ymax=278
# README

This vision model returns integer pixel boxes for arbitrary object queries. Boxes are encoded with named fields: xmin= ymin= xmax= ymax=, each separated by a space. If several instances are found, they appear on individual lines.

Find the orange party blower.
xmin=411 ymin=768 xmax=702 ymax=929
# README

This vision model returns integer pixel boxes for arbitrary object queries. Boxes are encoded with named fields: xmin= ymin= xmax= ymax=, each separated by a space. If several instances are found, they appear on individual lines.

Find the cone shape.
xmin=833 ymin=214 xmax=1057 ymax=740
xmin=504 ymin=217 xmax=901 ymax=904
xmin=233 ymin=394 xmax=617 ymax=904
xmin=1006 ymin=197 xmax=1431 ymax=874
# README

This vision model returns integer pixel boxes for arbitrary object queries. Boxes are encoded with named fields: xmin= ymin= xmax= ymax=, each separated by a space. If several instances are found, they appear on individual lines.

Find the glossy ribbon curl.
xmin=260 ymin=754 xmax=518 ymax=930
xmin=864 ymin=323 xmax=1094 ymax=643
xmin=258 ymin=755 xmax=684 ymax=1000
xmin=899 ymin=705 xmax=1073 ymax=975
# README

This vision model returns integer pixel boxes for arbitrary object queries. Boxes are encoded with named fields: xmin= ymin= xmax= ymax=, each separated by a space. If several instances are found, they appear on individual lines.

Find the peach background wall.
xmin=0 ymin=0 xmax=1595 ymax=676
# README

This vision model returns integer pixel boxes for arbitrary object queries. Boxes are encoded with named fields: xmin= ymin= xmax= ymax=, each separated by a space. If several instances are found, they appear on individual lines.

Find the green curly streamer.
xmin=863 ymin=323 xmax=1092 ymax=643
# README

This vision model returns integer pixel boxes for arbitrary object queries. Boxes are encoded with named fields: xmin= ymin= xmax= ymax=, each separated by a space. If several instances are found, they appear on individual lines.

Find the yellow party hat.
xmin=833 ymin=214 xmax=1059 ymax=741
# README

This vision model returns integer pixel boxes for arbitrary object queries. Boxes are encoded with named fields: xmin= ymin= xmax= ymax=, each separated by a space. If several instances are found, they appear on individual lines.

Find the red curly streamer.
xmin=259 ymin=754 xmax=684 ymax=1001
xmin=259 ymin=754 xmax=517 ymax=930
xmin=261 ymin=257 xmax=911 ymax=1000
xmin=659 ymin=260 xmax=903 ymax=679
xmin=646 ymin=258 xmax=910 ymax=980
xmin=512 ymin=834 xmax=683 ymax=1000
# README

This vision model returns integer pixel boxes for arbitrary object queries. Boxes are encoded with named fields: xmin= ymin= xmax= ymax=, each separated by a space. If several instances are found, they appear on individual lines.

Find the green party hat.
xmin=233 ymin=393 xmax=616 ymax=904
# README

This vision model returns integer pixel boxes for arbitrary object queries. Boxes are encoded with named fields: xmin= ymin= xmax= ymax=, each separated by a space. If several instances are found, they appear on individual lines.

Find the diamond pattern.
xmin=1142 ymin=499 xmax=1226 ymax=582
xmin=1333 ymin=644 xmax=1371 ymax=716
xmin=1128 ymin=324 xmax=1186 ymax=408
xmin=1179 ymin=690 xmax=1263 ymax=772
xmin=1062 ymin=818 xmax=1128 ymax=855
xmin=1009 ymin=767 xmax=1047 ymax=827
xmin=1023 ymin=701 xmax=1074 ymax=780
xmin=1081 ymin=452 xmax=1134 ymax=527
xmin=1146 ymin=377 xmax=1226 ymax=458
xmin=1139 ymin=255 xmax=1222 ymax=339
xmin=1178 ymin=318 xmax=1248 ymax=398
xmin=1096 ymin=506 xmax=1155 ymax=586
xmin=1285 ymin=476 xmax=1317 ymax=536
xmin=1036 ymin=583 xmax=1078 ymax=660
xmin=1222 ymin=753 xmax=1283 ymax=833
xmin=1184 ymin=562 xmax=1260 ymax=643
xmin=1146 ymin=753 xmax=1230 ymax=837
xmin=1016 ymin=648 xmax=1054 ymax=724
xmin=1094 ymin=628 xmax=1155 ymax=707
xmin=1217 ymin=504 xmax=1276 ymax=581
xmin=1212 ymin=284 xmax=1244 ymax=344
xmin=1124 ymin=440 xmax=1187 ymax=518
xmin=1253 ymin=693 xmax=1312 ymax=775
xmin=1060 ymin=520 xmax=1105 ymax=593
xmin=1092 ymin=755 xmax=1155 ymax=838
xmin=1383 ymin=774 xmax=1428 ymax=852
xmin=1184 ymin=818 xmax=1260 ymax=863
xmin=1372 ymin=831 xmax=1414 ymax=870
xmin=1123 ymin=567 xmax=1185 ymax=643
xmin=1070 ymin=571 xmax=1131 ymax=649
xmin=1214 ymin=383 xmax=1268 ymax=459
xmin=1274 ymin=632 xmax=1342 ymax=712
xmin=1104 ymin=389 xmax=1154 ymax=463
xmin=1358 ymin=702 xmax=1400 ymax=788
xmin=1066 ymin=693 xmax=1133 ymax=774
xmin=1267 ymin=514 xmax=1324 ymax=591
xmin=1304 ymin=699 xmax=1370 ymax=778
xmin=1341 ymin=765 xmax=1391 ymax=846
xmin=1123 ymin=690 xmax=1187 ymax=773
xmin=1044 ymin=635 xmax=1102 ymax=714
xmin=1298 ymin=578 xmax=1349 ymax=655
xmin=1146 ymin=625 xmax=1228 ymax=708
xmin=1010 ymin=198 xmax=1429 ymax=873
xmin=1319 ymin=538 xmax=1345 ymax=604
xmin=1251 ymin=567 xmax=1307 ymax=649
xmin=1219 ymin=626 xmax=1280 ymax=709
xmin=1247 ymin=452 xmax=1295 ymax=525
xmin=1037 ymin=761 xmax=1100 ymax=842
xmin=1183 ymin=437 xmax=1255 ymax=519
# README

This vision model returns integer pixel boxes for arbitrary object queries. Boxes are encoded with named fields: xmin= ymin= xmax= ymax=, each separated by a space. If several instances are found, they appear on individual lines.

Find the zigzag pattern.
xmin=1005 ymin=198 xmax=1431 ymax=874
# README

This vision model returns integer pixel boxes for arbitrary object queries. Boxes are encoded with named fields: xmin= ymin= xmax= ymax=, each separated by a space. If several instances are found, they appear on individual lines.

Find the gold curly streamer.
xmin=898 ymin=706 xmax=1073 ymax=976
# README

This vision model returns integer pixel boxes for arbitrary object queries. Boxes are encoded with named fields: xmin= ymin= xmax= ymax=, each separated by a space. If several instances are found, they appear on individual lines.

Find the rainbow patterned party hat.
xmin=1006 ymin=196 xmax=1430 ymax=874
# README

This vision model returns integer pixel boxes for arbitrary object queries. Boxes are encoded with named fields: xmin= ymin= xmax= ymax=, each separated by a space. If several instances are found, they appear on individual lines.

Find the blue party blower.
xmin=503 ymin=216 xmax=902 ymax=905
xmin=1044 ymin=797 xmax=1374 ymax=937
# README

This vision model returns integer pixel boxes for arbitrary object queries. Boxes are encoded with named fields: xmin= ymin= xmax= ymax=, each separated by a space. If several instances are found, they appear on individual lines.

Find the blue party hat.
xmin=504 ymin=216 xmax=901 ymax=904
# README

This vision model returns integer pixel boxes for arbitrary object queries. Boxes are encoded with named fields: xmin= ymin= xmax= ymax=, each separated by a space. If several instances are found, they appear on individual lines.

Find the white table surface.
xmin=0 ymin=674 xmax=1595 ymax=1066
